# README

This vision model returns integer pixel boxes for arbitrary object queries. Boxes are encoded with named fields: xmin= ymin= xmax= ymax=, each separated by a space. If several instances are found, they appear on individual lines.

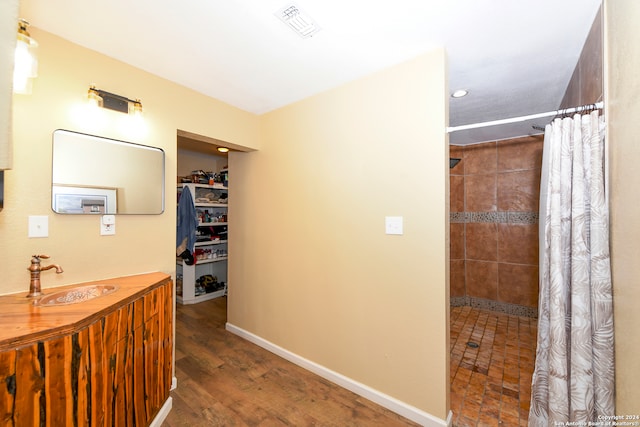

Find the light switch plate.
xmin=385 ymin=216 xmax=403 ymax=235
xmin=28 ymin=215 xmax=49 ymax=238
xmin=101 ymin=215 xmax=116 ymax=235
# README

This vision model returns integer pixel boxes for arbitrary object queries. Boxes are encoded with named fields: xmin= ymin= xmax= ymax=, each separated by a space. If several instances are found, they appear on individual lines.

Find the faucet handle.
xmin=32 ymin=255 xmax=50 ymax=261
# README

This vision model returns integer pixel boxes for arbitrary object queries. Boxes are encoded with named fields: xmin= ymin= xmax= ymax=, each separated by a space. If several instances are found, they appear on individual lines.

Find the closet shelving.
xmin=176 ymin=182 xmax=228 ymax=304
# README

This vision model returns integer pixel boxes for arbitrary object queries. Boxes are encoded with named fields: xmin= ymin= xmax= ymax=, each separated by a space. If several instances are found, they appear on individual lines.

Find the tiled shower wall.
xmin=450 ymin=136 xmax=543 ymax=317
xmin=559 ymin=6 xmax=603 ymax=109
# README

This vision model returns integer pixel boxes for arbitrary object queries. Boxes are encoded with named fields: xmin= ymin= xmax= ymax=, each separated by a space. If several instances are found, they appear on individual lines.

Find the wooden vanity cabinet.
xmin=0 ymin=277 xmax=173 ymax=426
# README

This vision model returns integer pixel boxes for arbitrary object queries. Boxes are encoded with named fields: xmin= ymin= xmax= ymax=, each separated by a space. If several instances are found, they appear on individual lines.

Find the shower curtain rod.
xmin=446 ymin=101 xmax=604 ymax=133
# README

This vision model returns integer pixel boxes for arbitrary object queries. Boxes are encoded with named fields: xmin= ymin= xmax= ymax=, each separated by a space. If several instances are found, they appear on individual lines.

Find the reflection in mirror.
xmin=52 ymin=130 xmax=165 ymax=214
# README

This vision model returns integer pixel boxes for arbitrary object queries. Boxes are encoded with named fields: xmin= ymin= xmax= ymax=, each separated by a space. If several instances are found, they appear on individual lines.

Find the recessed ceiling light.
xmin=451 ymin=89 xmax=469 ymax=98
xmin=217 ymin=147 xmax=230 ymax=153
xmin=275 ymin=3 xmax=321 ymax=38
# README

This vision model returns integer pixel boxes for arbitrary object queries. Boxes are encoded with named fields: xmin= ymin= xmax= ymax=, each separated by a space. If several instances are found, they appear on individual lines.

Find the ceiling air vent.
xmin=275 ymin=3 xmax=321 ymax=38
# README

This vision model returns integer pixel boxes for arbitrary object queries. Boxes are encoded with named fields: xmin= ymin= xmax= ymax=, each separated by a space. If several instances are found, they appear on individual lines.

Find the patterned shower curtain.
xmin=529 ymin=111 xmax=614 ymax=425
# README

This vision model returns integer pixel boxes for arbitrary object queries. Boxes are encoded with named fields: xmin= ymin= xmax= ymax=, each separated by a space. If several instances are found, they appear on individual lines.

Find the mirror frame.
xmin=51 ymin=129 xmax=165 ymax=215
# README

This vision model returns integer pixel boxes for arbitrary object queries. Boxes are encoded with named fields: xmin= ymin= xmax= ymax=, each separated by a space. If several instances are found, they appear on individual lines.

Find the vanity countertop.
xmin=0 ymin=271 xmax=171 ymax=350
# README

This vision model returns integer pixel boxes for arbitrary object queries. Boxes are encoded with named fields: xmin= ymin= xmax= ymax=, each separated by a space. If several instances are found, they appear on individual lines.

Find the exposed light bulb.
xmin=87 ymin=86 xmax=103 ymax=108
xmin=130 ymin=100 xmax=143 ymax=117
xmin=13 ymin=19 xmax=38 ymax=94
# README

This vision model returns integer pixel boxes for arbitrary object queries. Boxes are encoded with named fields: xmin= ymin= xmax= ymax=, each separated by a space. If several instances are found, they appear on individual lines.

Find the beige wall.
xmin=1 ymin=26 xmax=260 ymax=294
xmin=6 ymin=3 xmax=633 ymax=420
xmin=606 ymin=0 xmax=640 ymax=413
xmin=177 ymin=149 xmax=227 ymax=178
xmin=6 ymin=24 xmax=451 ymax=422
xmin=227 ymin=50 xmax=450 ymax=419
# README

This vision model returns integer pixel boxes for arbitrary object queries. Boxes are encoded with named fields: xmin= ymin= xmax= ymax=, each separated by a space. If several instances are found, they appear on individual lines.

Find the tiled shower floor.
xmin=450 ymin=306 xmax=538 ymax=426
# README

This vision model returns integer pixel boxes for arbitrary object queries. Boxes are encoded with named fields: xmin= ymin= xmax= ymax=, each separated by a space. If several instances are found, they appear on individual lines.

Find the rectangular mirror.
xmin=52 ymin=129 xmax=165 ymax=214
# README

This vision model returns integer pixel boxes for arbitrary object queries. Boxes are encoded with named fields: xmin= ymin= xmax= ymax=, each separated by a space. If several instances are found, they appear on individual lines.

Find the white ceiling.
xmin=21 ymin=0 xmax=602 ymax=145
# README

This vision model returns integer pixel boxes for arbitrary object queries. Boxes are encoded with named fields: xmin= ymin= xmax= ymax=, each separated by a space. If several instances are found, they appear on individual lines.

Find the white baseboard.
xmin=171 ymin=376 xmax=178 ymax=390
xmin=149 ymin=396 xmax=173 ymax=427
xmin=225 ymin=322 xmax=451 ymax=427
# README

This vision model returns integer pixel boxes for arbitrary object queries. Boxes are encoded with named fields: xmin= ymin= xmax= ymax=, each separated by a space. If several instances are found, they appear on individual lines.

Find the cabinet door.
xmin=0 ymin=279 xmax=173 ymax=426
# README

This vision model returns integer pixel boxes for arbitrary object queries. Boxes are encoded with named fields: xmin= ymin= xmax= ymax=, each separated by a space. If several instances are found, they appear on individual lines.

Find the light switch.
xmin=101 ymin=215 xmax=116 ymax=235
xmin=385 ymin=216 xmax=403 ymax=235
xmin=28 ymin=215 xmax=49 ymax=238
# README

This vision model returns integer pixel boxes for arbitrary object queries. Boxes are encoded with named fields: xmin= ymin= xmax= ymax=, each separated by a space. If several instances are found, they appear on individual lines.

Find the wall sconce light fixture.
xmin=13 ymin=19 xmax=38 ymax=94
xmin=87 ymin=86 xmax=143 ymax=115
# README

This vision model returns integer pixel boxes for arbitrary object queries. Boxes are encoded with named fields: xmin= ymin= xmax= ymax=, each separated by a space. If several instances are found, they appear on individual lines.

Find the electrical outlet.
xmin=101 ymin=215 xmax=116 ymax=235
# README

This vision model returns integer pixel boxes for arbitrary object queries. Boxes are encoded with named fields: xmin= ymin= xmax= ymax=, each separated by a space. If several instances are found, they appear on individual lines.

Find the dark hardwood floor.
xmin=163 ymin=297 xmax=420 ymax=426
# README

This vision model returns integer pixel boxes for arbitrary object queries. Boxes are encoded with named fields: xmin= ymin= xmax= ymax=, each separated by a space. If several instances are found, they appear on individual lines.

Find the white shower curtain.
xmin=529 ymin=111 xmax=614 ymax=425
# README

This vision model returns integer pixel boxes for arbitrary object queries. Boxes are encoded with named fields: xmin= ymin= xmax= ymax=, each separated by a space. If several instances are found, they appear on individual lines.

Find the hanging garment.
xmin=529 ymin=111 xmax=614 ymax=425
xmin=176 ymin=186 xmax=197 ymax=265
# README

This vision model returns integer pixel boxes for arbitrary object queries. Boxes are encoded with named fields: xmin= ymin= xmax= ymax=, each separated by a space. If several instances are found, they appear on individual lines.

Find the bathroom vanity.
xmin=0 ymin=272 xmax=172 ymax=426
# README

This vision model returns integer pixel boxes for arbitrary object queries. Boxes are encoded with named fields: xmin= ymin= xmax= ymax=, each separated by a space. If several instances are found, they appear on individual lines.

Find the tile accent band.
xmin=450 ymin=296 xmax=538 ymax=318
xmin=450 ymin=211 xmax=538 ymax=225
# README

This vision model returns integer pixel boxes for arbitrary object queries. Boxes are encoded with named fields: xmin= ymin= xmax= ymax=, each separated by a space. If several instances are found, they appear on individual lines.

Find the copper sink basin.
xmin=35 ymin=284 xmax=119 ymax=306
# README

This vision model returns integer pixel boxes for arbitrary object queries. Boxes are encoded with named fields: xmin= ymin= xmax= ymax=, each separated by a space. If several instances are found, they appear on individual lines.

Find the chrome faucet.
xmin=27 ymin=254 xmax=63 ymax=297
